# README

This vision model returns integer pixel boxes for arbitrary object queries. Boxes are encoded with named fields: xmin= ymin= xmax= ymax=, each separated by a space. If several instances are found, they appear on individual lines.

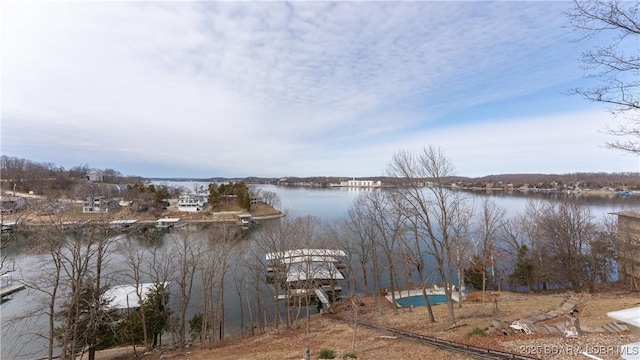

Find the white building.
xmin=334 ymin=177 xmax=382 ymax=188
xmin=177 ymin=195 xmax=207 ymax=212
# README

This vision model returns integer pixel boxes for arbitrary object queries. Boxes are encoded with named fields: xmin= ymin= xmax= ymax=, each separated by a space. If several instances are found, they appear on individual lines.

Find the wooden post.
xmin=303 ymin=345 xmax=310 ymax=360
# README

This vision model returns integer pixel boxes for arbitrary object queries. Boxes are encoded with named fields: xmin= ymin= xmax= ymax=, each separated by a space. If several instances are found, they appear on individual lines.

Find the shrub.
xmin=342 ymin=351 xmax=358 ymax=359
xmin=467 ymin=326 xmax=486 ymax=337
xmin=318 ymin=348 xmax=336 ymax=359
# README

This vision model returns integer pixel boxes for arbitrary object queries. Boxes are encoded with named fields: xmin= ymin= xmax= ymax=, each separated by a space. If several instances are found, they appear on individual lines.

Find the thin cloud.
xmin=1 ymin=1 xmax=632 ymax=177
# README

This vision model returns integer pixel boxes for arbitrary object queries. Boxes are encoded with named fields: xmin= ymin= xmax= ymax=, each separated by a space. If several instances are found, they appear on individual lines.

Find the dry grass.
xmin=98 ymin=288 xmax=640 ymax=360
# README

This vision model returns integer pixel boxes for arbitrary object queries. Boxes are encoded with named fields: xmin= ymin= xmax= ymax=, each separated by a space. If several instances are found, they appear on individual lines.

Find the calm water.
xmin=3 ymin=184 xmax=640 ymax=359
xmin=257 ymin=184 xmax=640 ymax=220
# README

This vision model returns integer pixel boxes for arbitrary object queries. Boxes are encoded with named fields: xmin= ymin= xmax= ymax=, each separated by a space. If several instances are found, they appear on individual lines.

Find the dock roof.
xmin=156 ymin=218 xmax=181 ymax=223
xmin=266 ymin=248 xmax=345 ymax=261
xmin=104 ymin=282 xmax=168 ymax=310
xmin=110 ymin=219 xmax=138 ymax=225
xmin=286 ymin=262 xmax=345 ymax=282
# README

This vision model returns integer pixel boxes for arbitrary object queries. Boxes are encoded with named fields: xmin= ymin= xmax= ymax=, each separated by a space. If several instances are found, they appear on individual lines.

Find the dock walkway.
xmin=0 ymin=283 xmax=25 ymax=298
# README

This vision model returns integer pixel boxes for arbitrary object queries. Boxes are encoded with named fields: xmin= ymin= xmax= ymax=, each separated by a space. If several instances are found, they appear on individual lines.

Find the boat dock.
xmin=0 ymin=273 xmax=25 ymax=299
xmin=266 ymin=248 xmax=347 ymax=308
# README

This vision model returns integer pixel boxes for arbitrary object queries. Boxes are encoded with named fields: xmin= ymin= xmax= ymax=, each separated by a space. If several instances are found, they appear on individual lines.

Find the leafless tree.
xmin=451 ymin=203 xmax=473 ymax=308
xmin=359 ymin=190 xmax=405 ymax=316
xmin=142 ymin=237 xmax=174 ymax=349
xmin=520 ymin=201 xmax=555 ymax=291
xmin=500 ymin=216 xmax=535 ymax=292
xmin=14 ymin=216 xmax=65 ymax=360
xmin=239 ymin=238 xmax=271 ymax=335
xmin=169 ymin=227 xmax=205 ymax=351
xmin=339 ymin=195 xmax=382 ymax=302
xmin=386 ymin=146 xmax=471 ymax=324
xmin=289 ymin=216 xmax=323 ymax=333
xmin=533 ymin=200 xmax=613 ymax=293
xmin=253 ymin=213 xmax=299 ymax=330
xmin=474 ymin=199 xmax=507 ymax=302
xmin=587 ymin=215 xmax=618 ymax=289
xmin=565 ymin=0 xmax=640 ymax=153
xmin=399 ymin=213 xmax=435 ymax=322
xmin=199 ymin=224 xmax=242 ymax=347
xmin=251 ymin=188 xmax=281 ymax=209
xmin=117 ymin=232 xmax=152 ymax=353
xmin=58 ymin=220 xmax=118 ymax=360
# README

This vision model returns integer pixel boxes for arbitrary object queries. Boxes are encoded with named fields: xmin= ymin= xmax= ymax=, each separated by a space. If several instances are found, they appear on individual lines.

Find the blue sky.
xmin=2 ymin=1 xmax=638 ymax=178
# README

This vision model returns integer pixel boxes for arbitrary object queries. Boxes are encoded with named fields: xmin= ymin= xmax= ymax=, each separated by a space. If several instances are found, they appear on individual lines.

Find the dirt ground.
xmin=6 ymin=201 xmax=282 ymax=224
xmin=96 ymin=286 xmax=640 ymax=360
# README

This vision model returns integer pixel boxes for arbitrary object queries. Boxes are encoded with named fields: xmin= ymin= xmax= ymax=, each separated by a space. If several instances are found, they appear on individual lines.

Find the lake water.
xmin=3 ymin=183 xmax=640 ymax=359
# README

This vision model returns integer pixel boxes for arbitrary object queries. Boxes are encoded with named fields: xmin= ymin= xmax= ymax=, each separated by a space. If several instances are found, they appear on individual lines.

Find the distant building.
xmin=250 ymin=196 xmax=264 ymax=205
xmin=83 ymin=195 xmax=117 ymax=213
xmin=332 ymin=177 xmax=382 ymax=188
xmin=613 ymin=210 xmax=640 ymax=288
xmin=0 ymin=196 xmax=27 ymax=214
xmin=85 ymin=171 xmax=104 ymax=182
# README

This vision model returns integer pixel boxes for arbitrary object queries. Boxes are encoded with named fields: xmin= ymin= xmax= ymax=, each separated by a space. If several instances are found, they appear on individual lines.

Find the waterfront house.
xmin=177 ymin=195 xmax=207 ymax=212
xmin=83 ymin=195 xmax=117 ymax=213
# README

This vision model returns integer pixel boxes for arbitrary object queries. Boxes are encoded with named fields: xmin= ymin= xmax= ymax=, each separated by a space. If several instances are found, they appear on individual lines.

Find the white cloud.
xmin=2 ymin=1 xmax=631 ymax=177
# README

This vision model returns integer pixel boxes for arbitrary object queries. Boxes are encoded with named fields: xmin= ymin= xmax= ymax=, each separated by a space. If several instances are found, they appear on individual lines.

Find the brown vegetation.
xmin=96 ymin=287 xmax=640 ymax=360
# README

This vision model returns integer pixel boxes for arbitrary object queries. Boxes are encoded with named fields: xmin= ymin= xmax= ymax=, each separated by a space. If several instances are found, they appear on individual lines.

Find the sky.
xmin=2 ymin=1 xmax=638 ymax=179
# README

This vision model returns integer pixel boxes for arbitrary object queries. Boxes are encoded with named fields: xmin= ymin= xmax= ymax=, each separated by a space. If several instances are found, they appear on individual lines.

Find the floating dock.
xmin=0 ymin=274 xmax=25 ymax=298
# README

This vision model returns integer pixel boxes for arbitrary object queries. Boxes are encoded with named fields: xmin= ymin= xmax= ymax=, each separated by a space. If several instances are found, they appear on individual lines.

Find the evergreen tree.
xmin=509 ymin=244 xmax=534 ymax=292
xmin=464 ymin=255 xmax=491 ymax=291
xmin=55 ymin=280 xmax=119 ymax=360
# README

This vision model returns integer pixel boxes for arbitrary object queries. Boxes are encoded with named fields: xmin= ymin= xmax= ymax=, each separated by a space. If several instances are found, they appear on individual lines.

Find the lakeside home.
xmin=177 ymin=194 xmax=208 ymax=212
xmin=83 ymin=195 xmax=117 ymax=213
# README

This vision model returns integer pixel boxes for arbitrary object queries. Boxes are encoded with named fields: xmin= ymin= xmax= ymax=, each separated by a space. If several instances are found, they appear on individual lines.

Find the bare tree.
xmin=170 ymin=228 xmax=205 ymax=351
xmin=587 ymin=215 xmax=618 ymax=289
xmin=240 ymin=237 xmax=272 ymax=335
xmin=254 ymin=213 xmax=299 ymax=330
xmin=360 ymin=190 xmax=404 ymax=316
xmin=565 ymin=0 xmax=640 ymax=153
xmin=451 ymin=203 xmax=473 ymax=309
xmin=475 ymin=199 xmax=507 ymax=302
xmin=143 ymin=239 xmax=174 ymax=349
xmin=399 ymin=213 xmax=435 ymax=322
xmin=15 ymin=214 xmax=66 ymax=360
xmin=521 ymin=201 xmax=554 ymax=291
xmin=501 ymin=216 xmax=535 ymax=292
xmin=199 ymin=224 xmax=242 ymax=347
xmin=117 ymin=234 xmax=151 ymax=352
xmin=386 ymin=146 xmax=471 ymax=325
xmin=251 ymin=188 xmax=281 ymax=209
xmin=533 ymin=200 xmax=613 ymax=293
xmin=339 ymin=195 xmax=382 ymax=302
